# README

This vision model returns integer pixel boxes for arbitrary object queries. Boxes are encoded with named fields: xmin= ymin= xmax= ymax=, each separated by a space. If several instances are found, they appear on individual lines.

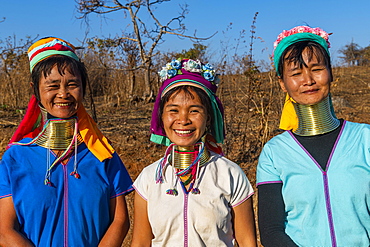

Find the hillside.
xmin=1 ymin=66 xmax=370 ymax=245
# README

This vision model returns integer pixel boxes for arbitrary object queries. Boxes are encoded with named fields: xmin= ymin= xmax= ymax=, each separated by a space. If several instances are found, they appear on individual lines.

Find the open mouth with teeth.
xmin=55 ymin=103 xmax=73 ymax=107
xmin=174 ymin=129 xmax=195 ymax=135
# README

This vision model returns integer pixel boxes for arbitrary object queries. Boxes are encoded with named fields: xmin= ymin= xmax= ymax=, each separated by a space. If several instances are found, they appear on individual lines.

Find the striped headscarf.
xmin=28 ymin=37 xmax=80 ymax=72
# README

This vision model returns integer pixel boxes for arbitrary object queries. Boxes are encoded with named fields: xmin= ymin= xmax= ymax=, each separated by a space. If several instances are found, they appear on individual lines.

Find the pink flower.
xmin=273 ymin=25 xmax=331 ymax=50
xmin=297 ymin=26 xmax=306 ymax=33
xmin=312 ymin=28 xmax=320 ymax=35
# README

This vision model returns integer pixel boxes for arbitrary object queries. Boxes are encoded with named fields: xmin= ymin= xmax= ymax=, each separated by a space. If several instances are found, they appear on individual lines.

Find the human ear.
xmin=278 ymin=77 xmax=288 ymax=93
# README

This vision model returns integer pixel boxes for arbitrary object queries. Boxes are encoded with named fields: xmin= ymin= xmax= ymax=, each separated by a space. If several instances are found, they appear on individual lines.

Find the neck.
xmin=171 ymin=135 xmax=210 ymax=170
xmin=34 ymin=106 xmax=83 ymax=149
xmin=293 ymin=95 xmax=340 ymax=136
xmin=172 ymin=145 xmax=210 ymax=169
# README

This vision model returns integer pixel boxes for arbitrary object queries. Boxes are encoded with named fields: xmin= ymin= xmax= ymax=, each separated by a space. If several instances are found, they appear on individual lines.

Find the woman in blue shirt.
xmin=0 ymin=37 xmax=133 ymax=247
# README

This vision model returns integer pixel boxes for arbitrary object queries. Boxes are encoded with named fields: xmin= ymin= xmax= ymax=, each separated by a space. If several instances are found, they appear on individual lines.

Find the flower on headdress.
xmin=297 ymin=26 xmax=307 ymax=33
xmin=183 ymin=59 xmax=202 ymax=73
xmin=158 ymin=59 xmax=182 ymax=81
xmin=203 ymin=70 xmax=215 ymax=81
xmin=159 ymin=67 xmax=169 ymax=80
xmin=167 ymin=69 xmax=177 ymax=78
xmin=158 ymin=58 xmax=219 ymax=85
xmin=170 ymin=59 xmax=181 ymax=69
xmin=202 ymin=63 xmax=214 ymax=71
xmin=273 ymin=25 xmax=331 ymax=51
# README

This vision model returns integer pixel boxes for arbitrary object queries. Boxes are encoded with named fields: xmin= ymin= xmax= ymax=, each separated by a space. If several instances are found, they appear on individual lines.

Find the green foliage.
xmin=174 ymin=43 xmax=208 ymax=61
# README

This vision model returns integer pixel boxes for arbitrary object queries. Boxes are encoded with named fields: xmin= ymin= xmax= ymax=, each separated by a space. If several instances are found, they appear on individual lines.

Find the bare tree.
xmin=339 ymin=41 xmax=362 ymax=66
xmin=362 ymin=45 xmax=370 ymax=65
xmin=0 ymin=36 xmax=35 ymax=107
xmin=76 ymin=0 xmax=216 ymax=101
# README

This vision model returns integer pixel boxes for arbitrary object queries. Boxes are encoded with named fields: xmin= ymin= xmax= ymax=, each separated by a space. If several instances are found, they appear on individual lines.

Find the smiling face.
xmin=279 ymin=47 xmax=332 ymax=105
xmin=162 ymin=88 xmax=209 ymax=147
xmin=38 ymin=65 xmax=83 ymax=118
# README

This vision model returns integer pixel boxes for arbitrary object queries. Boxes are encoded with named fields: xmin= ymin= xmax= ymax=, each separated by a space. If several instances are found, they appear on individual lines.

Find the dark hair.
xmin=159 ymin=85 xmax=213 ymax=132
xmin=31 ymin=55 xmax=88 ymax=101
xmin=278 ymin=40 xmax=332 ymax=80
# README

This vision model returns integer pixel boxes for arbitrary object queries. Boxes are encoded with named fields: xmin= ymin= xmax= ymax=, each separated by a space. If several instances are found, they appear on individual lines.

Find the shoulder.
xmin=265 ymin=130 xmax=291 ymax=144
xmin=260 ymin=131 xmax=294 ymax=155
xmin=207 ymin=153 xmax=254 ymax=201
xmin=209 ymin=152 xmax=235 ymax=165
xmin=341 ymin=120 xmax=370 ymax=139
xmin=339 ymin=121 xmax=370 ymax=149
xmin=207 ymin=152 xmax=246 ymax=176
xmin=3 ymin=138 xmax=38 ymax=158
xmin=344 ymin=120 xmax=370 ymax=131
xmin=7 ymin=137 xmax=34 ymax=149
xmin=106 ymin=150 xmax=122 ymax=162
xmin=133 ymin=159 xmax=162 ymax=195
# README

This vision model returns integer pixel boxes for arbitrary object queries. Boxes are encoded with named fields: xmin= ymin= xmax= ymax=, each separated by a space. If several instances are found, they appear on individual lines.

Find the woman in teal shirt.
xmin=257 ymin=25 xmax=370 ymax=246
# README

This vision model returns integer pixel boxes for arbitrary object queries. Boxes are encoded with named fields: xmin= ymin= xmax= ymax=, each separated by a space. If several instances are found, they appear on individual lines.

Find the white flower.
xmin=183 ymin=59 xmax=202 ymax=73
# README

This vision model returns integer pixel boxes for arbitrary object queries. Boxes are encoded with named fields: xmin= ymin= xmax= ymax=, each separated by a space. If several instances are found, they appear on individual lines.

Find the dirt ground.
xmin=1 ymin=66 xmax=370 ymax=246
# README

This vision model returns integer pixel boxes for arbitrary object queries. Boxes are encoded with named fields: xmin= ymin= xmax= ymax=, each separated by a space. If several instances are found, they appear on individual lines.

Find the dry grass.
xmin=1 ymin=64 xmax=370 ymax=246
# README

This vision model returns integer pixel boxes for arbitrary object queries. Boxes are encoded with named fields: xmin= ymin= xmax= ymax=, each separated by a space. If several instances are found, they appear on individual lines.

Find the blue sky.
xmin=1 ymin=0 xmax=369 ymax=67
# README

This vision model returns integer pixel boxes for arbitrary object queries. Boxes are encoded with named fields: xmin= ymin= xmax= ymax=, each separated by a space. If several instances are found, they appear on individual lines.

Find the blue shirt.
xmin=257 ymin=121 xmax=370 ymax=246
xmin=0 ymin=138 xmax=133 ymax=247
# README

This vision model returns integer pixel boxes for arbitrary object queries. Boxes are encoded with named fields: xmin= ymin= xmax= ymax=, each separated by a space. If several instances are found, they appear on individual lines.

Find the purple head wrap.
xmin=150 ymin=59 xmax=225 ymax=146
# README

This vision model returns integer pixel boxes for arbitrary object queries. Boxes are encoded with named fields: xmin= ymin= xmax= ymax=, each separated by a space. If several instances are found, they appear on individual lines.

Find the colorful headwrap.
xmin=273 ymin=26 xmax=332 ymax=130
xmin=150 ymin=59 xmax=225 ymax=152
xmin=8 ymin=37 xmax=114 ymax=161
xmin=273 ymin=25 xmax=331 ymax=76
xmin=28 ymin=37 xmax=80 ymax=72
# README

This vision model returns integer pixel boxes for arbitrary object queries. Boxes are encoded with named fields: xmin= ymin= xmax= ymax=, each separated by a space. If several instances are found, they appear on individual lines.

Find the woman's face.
xmin=38 ymin=65 xmax=83 ymax=118
xmin=278 ymin=47 xmax=331 ymax=105
xmin=162 ymin=88 xmax=208 ymax=147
